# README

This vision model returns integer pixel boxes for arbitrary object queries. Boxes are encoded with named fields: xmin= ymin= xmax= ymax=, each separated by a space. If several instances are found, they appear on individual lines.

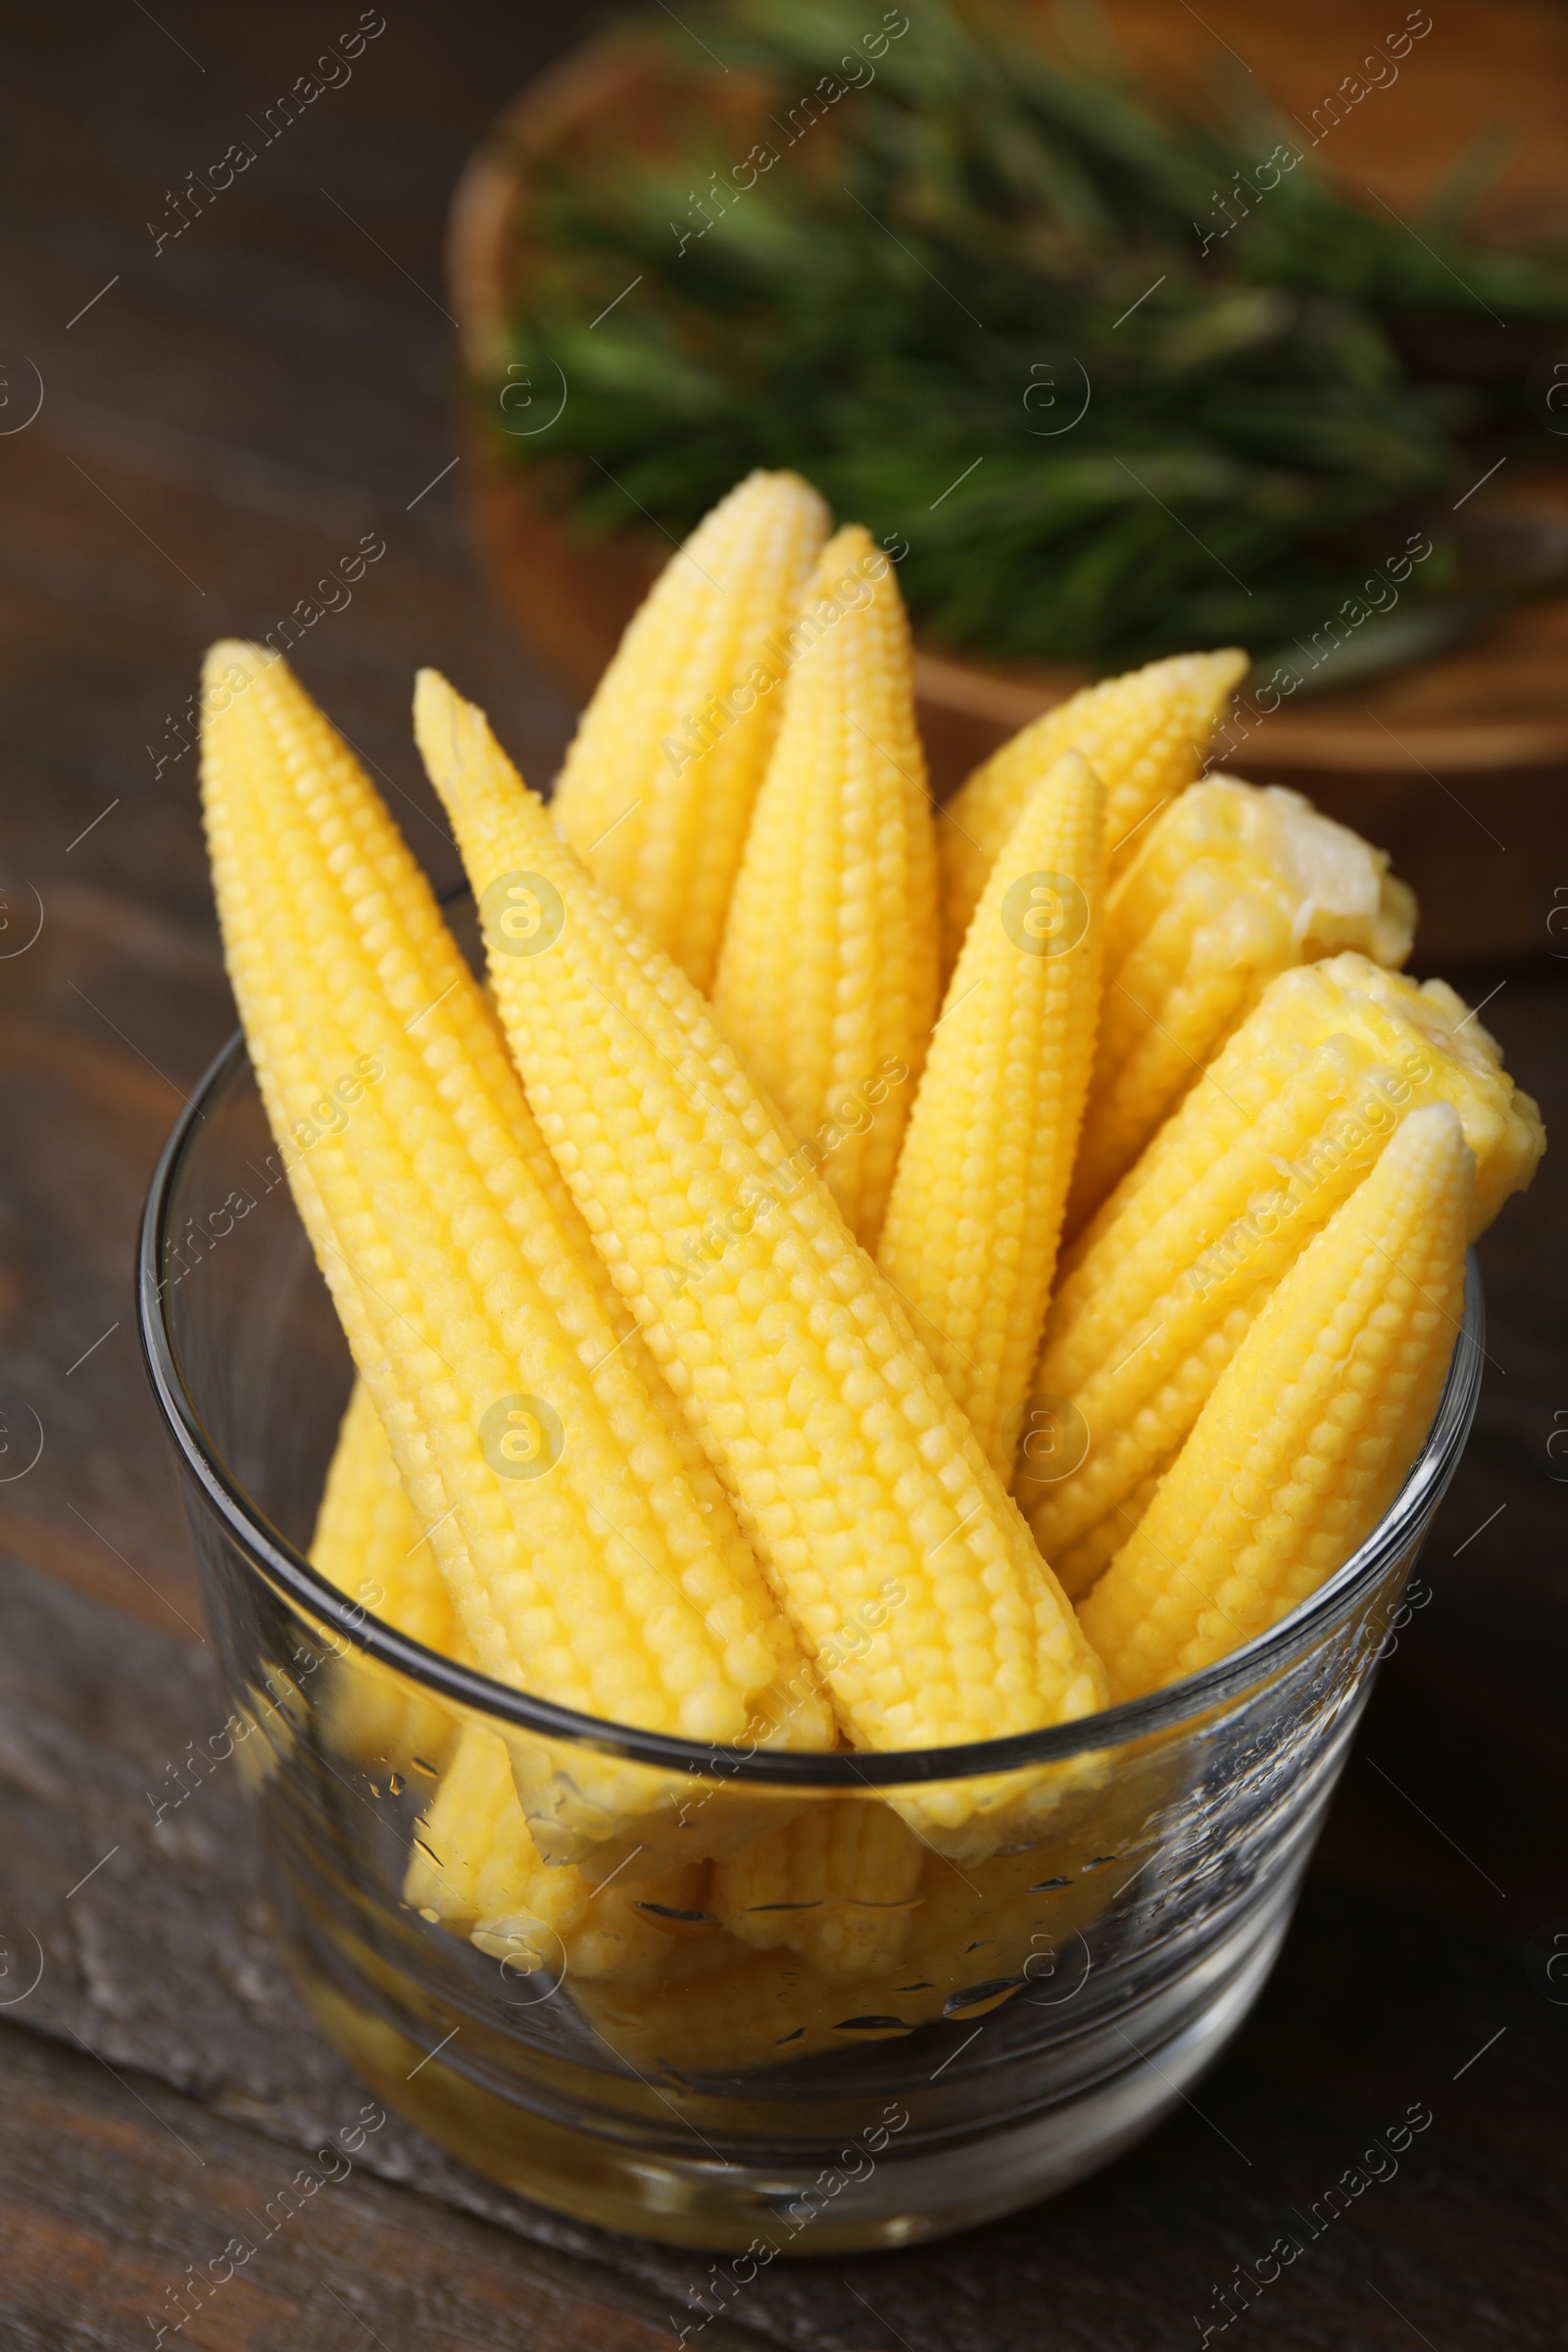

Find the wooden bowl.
xmin=447 ymin=1 xmax=1568 ymax=965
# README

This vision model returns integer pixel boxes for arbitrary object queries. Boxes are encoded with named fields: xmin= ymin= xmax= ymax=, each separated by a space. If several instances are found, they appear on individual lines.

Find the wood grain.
xmin=0 ymin=2026 xmax=759 ymax=2352
xmin=0 ymin=3 xmax=1563 ymax=2346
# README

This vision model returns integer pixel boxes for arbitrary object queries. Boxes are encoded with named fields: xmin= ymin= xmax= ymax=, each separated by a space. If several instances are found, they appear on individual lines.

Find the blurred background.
xmin=0 ymin=3 xmax=1562 ymax=2345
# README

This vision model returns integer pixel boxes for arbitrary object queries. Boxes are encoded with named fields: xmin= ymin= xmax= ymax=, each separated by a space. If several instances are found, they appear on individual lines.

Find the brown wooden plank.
xmin=0 ymin=2023 xmax=760 ymax=2352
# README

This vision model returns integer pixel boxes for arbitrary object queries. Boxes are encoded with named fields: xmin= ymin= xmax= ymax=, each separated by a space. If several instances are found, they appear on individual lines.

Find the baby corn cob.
xmin=202 ymin=644 xmax=831 ymax=1755
xmin=878 ymin=751 xmax=1106 ymax=1477
xmin=312 ymin=1377 xmax=477 ymax=1775
xmin=709 ymin=1799 xmax=925 ymax=1979
xmin=578 ymin=1803 xmax=1135 ymax=2073
xmin=1020 ymin=954 xmax=1544 ymax=1570
xmin=1064 ymin=780 xmax=1416 ymax=1237
xmin=1044 ymin=1450 xmax=1176 ymax=1602
xmin=313 ymin=1378 xmax=462 ymax=1654
xmin=938 ymin=649 xmax=1247 ymax=969
xmin=407 ymin=1726 xmax=722 ymax=1985
xmin=565 ymin=1874 xmax=710 ymax=1988
xmin=549 ymin=470 xmax=828 ymax=992
xmin=415 ymin=669 xmax=1108 ymax=1768
xmin=1082 ymin=1103 xmax=1473 ymax=1694
xmin=405 ymin=1722 xmax=587 ymax=1945
xmin=403 ymin=1722 xmax=500 ymax=1926
xmin=713 ymin=525 xmax=938 ymax=1248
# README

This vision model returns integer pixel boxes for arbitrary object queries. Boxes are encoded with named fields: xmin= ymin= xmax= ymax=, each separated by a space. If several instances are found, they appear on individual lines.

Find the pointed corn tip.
xmin=805 ymin=518 xmax=899 ymax=619
xmin=735 ymin=465 xmax=825 ymax=503
xmin=1359 ymin=1100 xmax=1475 ymax=1226
xmin=202 ymin=639 xmax=270 ymax=693
xmin=412 ymin=664 xmax=466 ymax=782
xmin=989 ymin=747 xmax=1104 ymax=870
xmin=702 ymin=466 xmax=829 ymax=536
xmin=1167 ymin=646 xmax=1248 ymax=700
xmin=818 ymin=517 xmax=875 ymax=564
xmin=1390 ymin=1097 xmax=1470 ymax=1168
xmin=1040 ymin=746 xmax=1098 ymax=791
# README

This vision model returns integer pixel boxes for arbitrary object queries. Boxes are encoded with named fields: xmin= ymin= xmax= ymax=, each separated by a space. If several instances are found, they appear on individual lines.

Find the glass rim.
xmin=137 ymin=1027 xmax=1485 ymax=1789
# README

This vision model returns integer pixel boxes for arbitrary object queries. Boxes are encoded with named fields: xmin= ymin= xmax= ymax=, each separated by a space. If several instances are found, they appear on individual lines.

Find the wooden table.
xmin=0 ymin=5 xmax=1562 ymax=2344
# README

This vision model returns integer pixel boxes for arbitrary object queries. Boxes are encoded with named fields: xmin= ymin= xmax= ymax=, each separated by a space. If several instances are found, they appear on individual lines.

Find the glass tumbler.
xmin=138 ymin=1033 xmax=1483 ymax=2254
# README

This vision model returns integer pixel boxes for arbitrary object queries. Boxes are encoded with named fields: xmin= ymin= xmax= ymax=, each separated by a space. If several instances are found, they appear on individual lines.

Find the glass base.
xmin=282 ymin=1879 xmax=1294 ymax=2252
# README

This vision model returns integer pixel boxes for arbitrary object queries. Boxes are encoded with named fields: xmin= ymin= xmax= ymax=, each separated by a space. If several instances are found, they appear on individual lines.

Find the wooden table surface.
xmin=0 ymin=5 xmax=1563 ymax=2346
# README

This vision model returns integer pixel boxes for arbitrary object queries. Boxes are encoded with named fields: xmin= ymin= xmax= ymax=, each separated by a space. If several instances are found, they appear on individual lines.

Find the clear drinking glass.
xmin=137 ymin=1031 xmax=1483 ymax=2254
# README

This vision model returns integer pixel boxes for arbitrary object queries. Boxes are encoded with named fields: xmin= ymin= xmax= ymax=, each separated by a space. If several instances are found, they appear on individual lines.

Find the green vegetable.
xmin=493 ymin=0 xmax=1568 ymax=669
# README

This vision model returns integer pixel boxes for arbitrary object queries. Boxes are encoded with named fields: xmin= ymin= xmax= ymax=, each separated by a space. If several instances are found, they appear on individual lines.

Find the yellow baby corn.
xmin=405 ymin=1722 xmax=587 ymax=1948
xmin=202 ymin=643 xmax=830 ymax=1756
xmin=403 ymin=1723 xmax=502 ymax=1926
xmin=311 ymin=1377 xmax=475 ymax=1777
xmin=415 ymin=668 xmax=1108 ymax=1767
xmin=713 ymin=525 xmax=938 ymax=1248
xmin=1020 ymin=954 xmax=1544 ymax=1568
xmin=938 ymin=649 xmax=1247 ymax=968
xmin=1046 ymin=1453 xmax=1176 ymax=1604
xmin=313 ymin=1379 xmax=462 ymax=1654
xmin=1082 ymin=1103 xmax=1473 ymax=1695
xmin=563 ymin=1886 xmax=683 ymax=1989
xmin=578 ymin=1801 xmax=1137 ymax=2073
xmin=549 ymin=469 xmax=828 ymax=992
xmin=1065 ymin=779 xmax=1416 ymax=1236
xmin=709 ymin=1799 xmax=925 ymax=1979
xmin=407 ymin=1727 xmax=721 ymax=1986
xmin=878 ymin=751 xmax=1106 ymax=1477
